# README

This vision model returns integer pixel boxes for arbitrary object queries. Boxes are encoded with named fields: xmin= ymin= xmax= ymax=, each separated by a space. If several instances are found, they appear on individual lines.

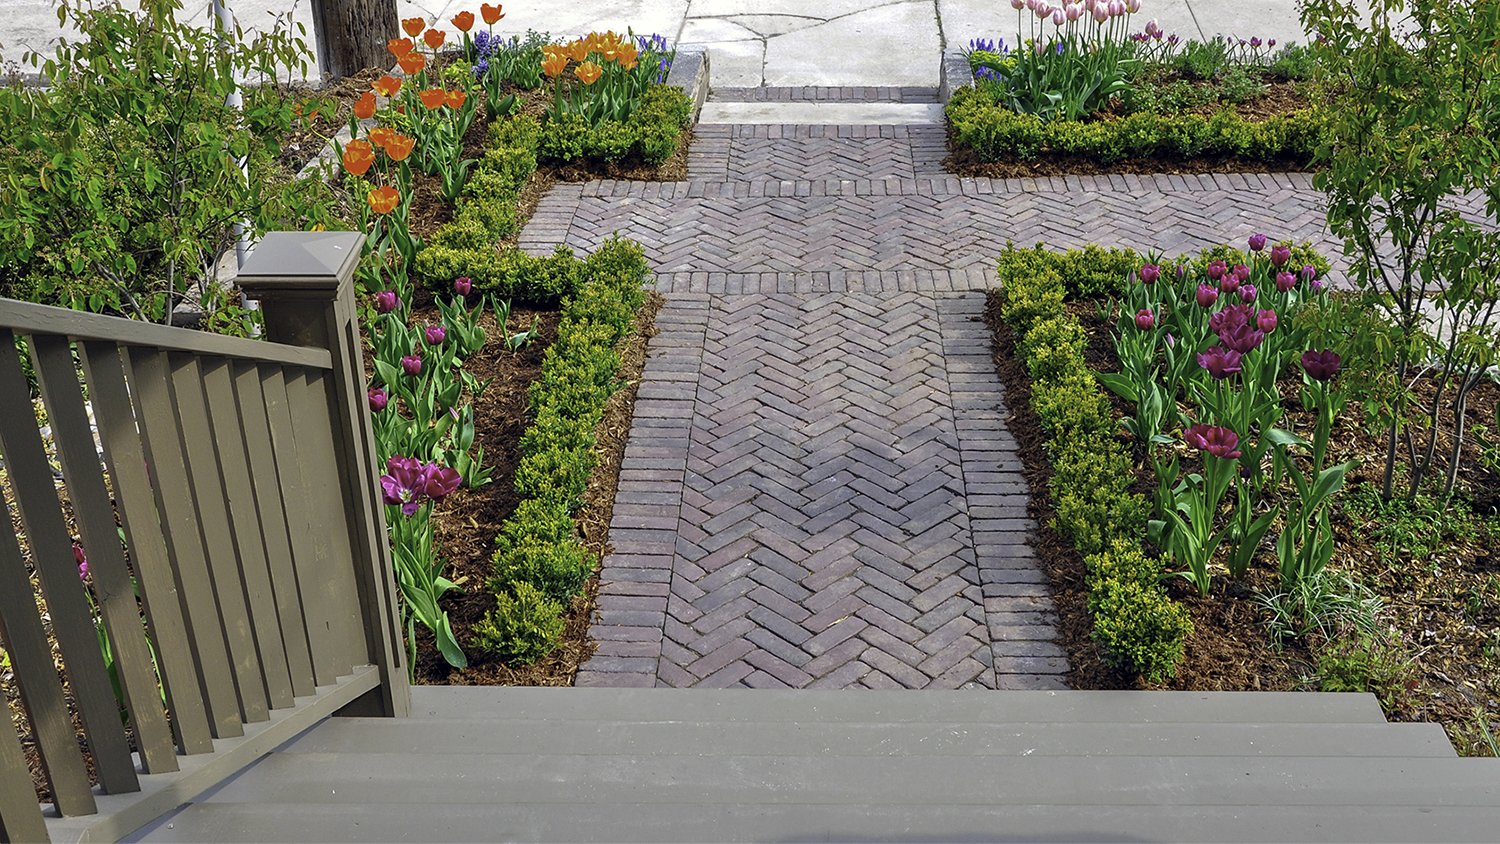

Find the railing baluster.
xmin=0 ymin=694 xmax=50 ymax=844
xmin=0 ymin=331 xmax=139 ymax=796
xmin=285 ymin=371 xmax=361 ymax=678
xmin=80 ymin=340 xmax=214 ymax=755
xmin=166 ymin=353 xmax=270 ymax=723
xmin=125 ymin=347 xmax=244 ymax=740
xmin=30 ymin=335 xmax=178 ymax=775
xmin=200 ymin=359 xmax=295 ymax=711
xmin=264 ymin=369 xmax=339 ymax=687
xmin=235 ymin=362 xmax=316 ymax=698
xmin=0 ymin=491 xmax=95 ymax=817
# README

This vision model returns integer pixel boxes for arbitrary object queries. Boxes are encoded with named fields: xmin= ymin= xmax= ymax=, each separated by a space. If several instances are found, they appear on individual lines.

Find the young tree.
xmin=1304 ymin=0 xmax=1500 ymax=500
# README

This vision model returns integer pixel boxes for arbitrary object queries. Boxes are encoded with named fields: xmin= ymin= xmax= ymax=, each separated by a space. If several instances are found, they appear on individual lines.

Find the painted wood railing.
xmin=0 ymin=232 xmax=408 ymax=844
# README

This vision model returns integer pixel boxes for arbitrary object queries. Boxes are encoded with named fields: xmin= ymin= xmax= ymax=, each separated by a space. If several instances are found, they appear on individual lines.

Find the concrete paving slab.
xmin=698 ymin=38 xmax=765 ymax=88
xmin=762 ymin=1 xmax=941 ymax=87
xmin=697 ymin=101 xmax=945 ymax=124
xmin=1186 ymin=0 xmax=1311 ymax=44
xmin=428 ymin=0 xmax=689 ymax=42
xmin=716 ymin=14 xmax=829 ymax=37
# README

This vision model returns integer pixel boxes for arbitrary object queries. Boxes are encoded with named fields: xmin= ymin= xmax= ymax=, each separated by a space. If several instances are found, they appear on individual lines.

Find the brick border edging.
xmin=939 ymin=49 xmax=973 ymax=103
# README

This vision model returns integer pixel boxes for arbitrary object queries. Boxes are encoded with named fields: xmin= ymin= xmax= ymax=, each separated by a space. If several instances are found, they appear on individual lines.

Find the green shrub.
xmin=947 ymin=86 xmax=1324 ymax=165
xmin=490 ymin=500 xmax=596 ymax=601
xmin=473 ymin=582 xmax=566 ymax=665
xmin=998 ymin=243 xmax=1190 ymax=682
xmin=1089 ymin=577 xmax=1193 ymax=683
xmin=536 ymin=86 xmax=692 ymax=167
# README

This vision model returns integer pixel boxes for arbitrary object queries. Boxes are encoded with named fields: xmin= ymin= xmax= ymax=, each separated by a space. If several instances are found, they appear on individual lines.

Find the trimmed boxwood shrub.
xmin=473 ymin=237 xmax=650 ymax=664
xmin=948 ymin=85 xmax=1326 ymax=165
xmin=997 ymin=243 xmax=1191 ymax=681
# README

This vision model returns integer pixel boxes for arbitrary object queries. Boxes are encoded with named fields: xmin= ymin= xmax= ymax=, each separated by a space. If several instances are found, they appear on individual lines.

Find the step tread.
xmin=131 ymin=800 xmax=1500 ymax=843
xmin=200 ymin=752 xmax=1500 ymax=808
xmin=408 ymin=687 xmax=1391 ymax=724
xmin=290 ymin=718 xmax=1456 ymax=758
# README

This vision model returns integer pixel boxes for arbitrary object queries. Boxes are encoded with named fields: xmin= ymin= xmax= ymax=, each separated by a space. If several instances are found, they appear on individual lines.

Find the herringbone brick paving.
xmin=570 ymin=112 xmax=1400 ymax=689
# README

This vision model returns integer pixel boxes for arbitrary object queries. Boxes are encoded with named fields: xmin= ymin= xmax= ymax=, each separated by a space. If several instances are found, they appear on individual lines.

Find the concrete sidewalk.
xmin=3 ymin=0 xmax=1310 ymax=85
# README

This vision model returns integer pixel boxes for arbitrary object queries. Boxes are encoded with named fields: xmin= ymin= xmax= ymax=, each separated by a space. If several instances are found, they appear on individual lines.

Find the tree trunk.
xmin=310 ymin=0 xmax=397 ymax=80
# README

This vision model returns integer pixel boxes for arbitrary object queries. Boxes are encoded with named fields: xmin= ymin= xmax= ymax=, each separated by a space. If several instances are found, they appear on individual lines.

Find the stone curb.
xmin=939 ymin=48 xmax=973 ymax=103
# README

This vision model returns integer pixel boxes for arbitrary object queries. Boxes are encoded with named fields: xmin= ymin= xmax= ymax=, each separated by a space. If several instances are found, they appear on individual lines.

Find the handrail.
xmin=0 ymin=298 xmax=333 ymax=370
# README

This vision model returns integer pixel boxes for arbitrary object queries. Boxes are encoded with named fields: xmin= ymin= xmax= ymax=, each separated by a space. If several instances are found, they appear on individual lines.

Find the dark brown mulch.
xmin=984 ymin=291 xmax=1500 ymax=754
xmin=415 ymin=291 xmax=663 ymax=686
xmin=945 ymin=78 xmax=1314 ymax=178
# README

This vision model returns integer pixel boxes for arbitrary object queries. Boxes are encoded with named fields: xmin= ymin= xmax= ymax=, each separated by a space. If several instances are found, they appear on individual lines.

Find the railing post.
xmin=236 ymin=232 xmax=410 ymax=718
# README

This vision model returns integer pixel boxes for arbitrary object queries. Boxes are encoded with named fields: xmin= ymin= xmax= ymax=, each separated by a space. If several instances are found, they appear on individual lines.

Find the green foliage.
xmin=1315 ymin=629 xmax=1410 ymax=710
xmin=997 ymin=244 xmax=1187 ymax=680
xmin=1088 ymin=573 xmax=1193 ymax=683
xmin=537 ymin=86 xmax=691 ymax=167
xmin=947 ymin=86 xmax=1323 ymax=164
xmin=0 ymin=0 xmax=335 ymax=329
xmin=473 ymin=582 xmax=566 ymax=665
xmin=1306 ymin=0 xmax=1500 ymax=503
xmin=1258 ymin=569 xmax=1384 ymax=649
xmin=477 ymin=237 xmax=649 ymax=661
xmin=1341 ymin=484 xmax=1481 ymax=566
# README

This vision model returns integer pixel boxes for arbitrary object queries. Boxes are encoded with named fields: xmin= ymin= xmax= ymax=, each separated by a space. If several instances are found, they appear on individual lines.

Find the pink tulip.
xmin=1036 ymin=1 xmax=1052 ymax=18
xmin=1125 ymin=0 xmax=1140 ymax=12
xmin=1066 ymin=3 xmax=1084 ymax=21
xmin=1145 ymin=18 xmax=1160 ymax=35
xmin=1052 ymin=8 xmax=1065 ymax=25
xmin=1093 ymin=6 xmax=1109 ymax=22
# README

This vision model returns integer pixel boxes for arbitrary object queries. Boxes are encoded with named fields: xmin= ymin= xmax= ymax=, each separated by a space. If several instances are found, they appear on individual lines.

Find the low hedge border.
xmin=997 ymin=243 xmax=1192 ymax=682
xmin=414 ymin=86 xmax=691 ymax=303
xmin=948 ymin=86 xmax=1324 ymax=165
xmin=472 ymin=236 xmax=651 ymax=662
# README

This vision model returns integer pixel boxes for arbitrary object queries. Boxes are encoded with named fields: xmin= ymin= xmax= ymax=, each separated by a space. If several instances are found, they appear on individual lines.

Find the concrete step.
xmin=288 ymin=717 xmax=1458 ymax=759
xmin=197 ymin=752 xmax=1500 ymax=808
xmin=408 ymin=686 xmax=1392 ymax=724
xmin=128 ymin=801 xmax=1500 ymax=843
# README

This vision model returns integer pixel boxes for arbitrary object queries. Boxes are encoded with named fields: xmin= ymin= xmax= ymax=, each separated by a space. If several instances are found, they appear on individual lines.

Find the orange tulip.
xmin=618 ymin=53 xmax=637 ymax=71
xmin=384 ymin=134 xmax=415 ymax=162
xmin=341 ymin=139 xmax=375 ymax=176
xmin=372 ymin=75 xmax=402 ymax=97
xmin=451 ymin=10 xmax=474 ymax=31
xmin=423 ymin=28 xmax=446 ymax=49
xmin=541 ymin=53 xmax=568 ymax=78
xmin=401 ymin=17 xmax=425 ymax=36
xmin=419 ymin=88 xmax=447 ymax=110
xmin=398 ymin=52 xmax=426 ymax=75
xmin=387 ymin=37 xmax=414 ymax=57
xmin=567 ymin=40 xmax=590 ymax=63
xmin=619 ymin=43 xmax=638 ymax=64
xmin=574 ymin=61 xmax=602 ymax=86
xmin=368 ymin=126 xmax=396 ymax=149
xmin=367 ymin=185 xmax=400 ymax=215
xmin=480 ymin=3 xmax=503 ymax=24
xmin=445 ymin=89 xmax=467 ymax=109
xmin=353 ymin=91 xmax=376 ymax=120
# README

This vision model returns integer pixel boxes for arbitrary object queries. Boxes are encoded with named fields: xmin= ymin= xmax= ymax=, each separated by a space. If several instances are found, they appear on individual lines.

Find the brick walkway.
xmin=528 ymin=105 xmax=1406 ymax=689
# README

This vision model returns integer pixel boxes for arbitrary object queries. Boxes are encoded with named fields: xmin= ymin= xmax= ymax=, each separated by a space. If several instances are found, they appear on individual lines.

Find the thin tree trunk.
xmin=309 ymin=0 xmax=397 ymax=80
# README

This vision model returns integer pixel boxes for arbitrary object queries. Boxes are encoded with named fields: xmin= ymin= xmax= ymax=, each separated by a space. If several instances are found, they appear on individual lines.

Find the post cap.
xmin=237 ymin=232 xmax=365 ymax=293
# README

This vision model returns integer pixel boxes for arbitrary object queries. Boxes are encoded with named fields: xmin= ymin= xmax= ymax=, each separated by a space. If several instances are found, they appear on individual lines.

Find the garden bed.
xmin=987 ymin=245 xmax=1500 ymax=755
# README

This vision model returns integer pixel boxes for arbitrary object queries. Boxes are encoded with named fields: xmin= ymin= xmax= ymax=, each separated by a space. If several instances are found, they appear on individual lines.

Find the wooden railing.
xmin=0 ymin=232 xmax=408 ymax=844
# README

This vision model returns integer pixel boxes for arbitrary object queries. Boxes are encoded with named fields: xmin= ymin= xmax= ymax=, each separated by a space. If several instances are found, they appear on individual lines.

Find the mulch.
xmin=984 ymin=292 xmax=1500 ymax=754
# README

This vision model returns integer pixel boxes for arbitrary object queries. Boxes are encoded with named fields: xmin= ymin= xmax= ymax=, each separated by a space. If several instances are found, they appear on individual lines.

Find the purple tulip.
xmin=1238 ymin=284 xmax=1258 ymax=303
xmin=1196 ymin=284 xmax=1219 ymax=308
xmin=1310 ymin=278 xmax=1326 ymax=293
xmin=368 ymin=387 xmax=389 ymax=412
xmin=1198 ymin=346 xmax=1244 ymax=379
xmin=419 ymin=463 xmax=463 ymax=500
xmin=1250 ymin=36 xmax=1263 ymax=47
xmin=1271 ymin=245 xmax=1292 ymax=267
xmin=1219 ymin=323 xmax=1265 ymax=354
xmin=1207 ymin=260 xmax=1227 ymax=281
xmin=1268 ymin=38 xmax=1276 ymax=46
xmin=1233 ymin=263 xmax=1251 ymax=281
xmin=401 ymin=354 xmax=423 ymax=376
xmin=1256 ymin=309 xmax=1278 ymax=333
xmin=1210 ymin=303 xmax=1253 ymax=333
xmin=1135 ymin=308 xmax=1156 ymax=330
xmin=380 ymin=456 xmax=426 ymax=516
xmin=374 ymin=290 xmax=400 ymax=314
xmin=1301 ymin=349 xmax=1342 ymax=381
xmin=1248 ymin=233 xmax=1267 ymax=252
xmin=73 ymin=542 xmax=89 ymax=581
xmin=454 ymin=276 xmax=472 ymax=296
xmin=424 ymin=325 xmax=446 ymax=346
xmin=1220 ymin=274 xmax=1241 ymax=294
xmin=1184 ymin=423 xmax=1243 ymax=460
xmin=1276 ymin=271 xmax=1296 ymax=292
xmin=1138 ymin=264 xmax=1161 ymax=284
xmin=1300 ymin=264 xmax=1318 ymax=283
xmin=1165 ymin=332 xmax=1176 ymax=348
